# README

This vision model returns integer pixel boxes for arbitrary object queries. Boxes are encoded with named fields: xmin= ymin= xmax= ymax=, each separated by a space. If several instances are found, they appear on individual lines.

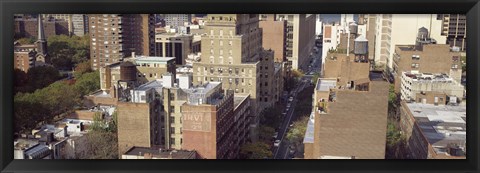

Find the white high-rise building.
xmin=367 ymin=14 xmax=446 ymax=71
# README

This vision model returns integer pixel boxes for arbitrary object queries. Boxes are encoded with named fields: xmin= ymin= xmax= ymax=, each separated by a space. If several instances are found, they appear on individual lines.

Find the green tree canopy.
xmin=240 ymin=142 xmax=273 ymax=159
xmin=74 ymin=70 xmax=100 ymax=96
xmin=77 ymin=130 xmax=119 ymax=159
xmin=47 ymin=35 xmax=90 ymax=69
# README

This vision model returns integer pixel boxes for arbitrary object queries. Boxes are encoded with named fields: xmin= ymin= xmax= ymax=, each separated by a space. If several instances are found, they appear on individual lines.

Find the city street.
xmin=272 ymin=44 xmax=323 ymax=159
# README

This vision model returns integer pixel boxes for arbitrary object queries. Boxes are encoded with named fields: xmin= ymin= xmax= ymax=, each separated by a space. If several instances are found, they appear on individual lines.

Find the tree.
xmin=14 ymin=69 xmax=28 ymax=93
xmin=47 ymin=35 xmax=90 ymax=69
xmin=74 ymin=60 xmax=92 ymax=78
xmin=77 ymin=130 xmax=119 ymax=159
xmin=312 ymin=72 xmax=320 ymax=85
xmin=258 ymin=126 xmax=275 ymax=142
xmin=291 ymin=70 xmax=304 ymax=78
xmin=285 ymin=115 xmax=309 ymax=156
xmin=74 ymin=71 xmax=100 ymax=96
xmin=240 ymin=142 xmax=273 ymax=159
xmin=16 ymin=37 xmax=36 ymax=44
xmin=461 ymin=56 xmax=466 ymax=72
xmin=23 ymin=66 xmax=61 ymax=93
xmin=260 ymin=105 xmax=283 ymax=128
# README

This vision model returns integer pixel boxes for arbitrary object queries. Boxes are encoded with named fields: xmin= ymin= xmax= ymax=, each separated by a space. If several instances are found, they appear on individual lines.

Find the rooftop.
xmin=124 ymin=147 xmax=196 ymax=159
xmin=405 ymin=102 xmax=466 ymax=151
xmin=233 ymin=95 xmax=249 ymax=110
xmin=23 ymin=144 xmax=50 ymax=157
xmin=184 ymin=82 xmax=223 ymax=105
xmin=316 ymin=78 xmax=337 ymax=92
xmin=403 ymin=72 xmax=454 ymax=82
xmin=132 ymin=56 xmax=176 ymax=64
xmin=135 ymin=79 xmax=163 ymax=91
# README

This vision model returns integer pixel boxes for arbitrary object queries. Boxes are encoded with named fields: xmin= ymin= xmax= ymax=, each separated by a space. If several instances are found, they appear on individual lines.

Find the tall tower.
xmin=36 ymin=14 xmax=49 ymax=64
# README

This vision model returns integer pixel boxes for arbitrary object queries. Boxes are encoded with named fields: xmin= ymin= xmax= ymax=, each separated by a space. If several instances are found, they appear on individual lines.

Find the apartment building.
xmin=89 ymin=14 xmax=155 ymax=70
xmin=154 ymin=33 xmax=197 ymax=65
xmin=72 ymin=14 xmax=89 ymax=36
xmin=164 ymin=14 xmax=192 ymax=29
xmin=259 ymin=14 xmax=287 ymax=63
xmin=117 ymin=80 xmax=164 ymax=156
xmin=391 ymin=29 xmax=462 ymax=92
xmin=14 ymin=17 xmax=69 ymax=39
xmin=274 ymin=14 xmax=316 ymax=70
xmin=303 ymin=46 xmax=389 ymax=159
xmin=400 ymin=72 xmax=464 ymax=101
xmin=365 ymin=14 xmax=446 ymax=69
xmin=304 ymin=51 xmax=388 ymax=159
xmin=399 ymin=100 xmax=466 ymax=159
xmin=192 ymin=14 xmax=276 ymax=129
xmin=439 ymin=14 xmax=467 ymax=51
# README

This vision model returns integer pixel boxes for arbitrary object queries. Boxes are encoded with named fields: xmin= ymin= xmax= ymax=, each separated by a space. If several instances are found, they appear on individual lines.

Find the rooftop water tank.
xmin=354 ymin=35 xmax=368 ymax=55
xmin=120 ymin=61 xmax=137 ymax=81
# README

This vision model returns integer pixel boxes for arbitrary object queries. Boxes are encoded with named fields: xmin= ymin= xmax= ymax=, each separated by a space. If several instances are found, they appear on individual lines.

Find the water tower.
xmin=354 ymin=35 xmax=368 ymax=63
xmin=117 ymin=61 xmax=138 ymax=102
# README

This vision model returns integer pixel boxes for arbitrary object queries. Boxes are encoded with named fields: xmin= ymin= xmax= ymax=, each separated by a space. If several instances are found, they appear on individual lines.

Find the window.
xmin=170 ymin=138 xmax=176 ymax=145
xmin=170 ymin=127 xmax=176 ymax=134
xmin=141 ymin=95 xmax=146 ymax=101
xmin=170 ymin=106 xmax=175 ymax=112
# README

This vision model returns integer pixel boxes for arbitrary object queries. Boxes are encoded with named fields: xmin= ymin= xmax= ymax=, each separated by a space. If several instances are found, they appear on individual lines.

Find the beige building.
xmin=154 ymin=33 xmax=199 ymax=65
xmin=99 ymin=56 xmax=176 ymax=92
xmin=365 ymin=14 xmax=446 ymax=69
xmin=304 ymin=52 xmax=389 ymax=159
xmin=259 ymin=14 xmax=287 ymax=63
xmin=192 ymin=14 xmax=276 ymax=130
xmin=273 ymin=14 xmax=316 ymax=71
xmin=400 ymin=72 xmax=464 ymax=101
xmin=392 ymin=43 xmax=462 ymax=92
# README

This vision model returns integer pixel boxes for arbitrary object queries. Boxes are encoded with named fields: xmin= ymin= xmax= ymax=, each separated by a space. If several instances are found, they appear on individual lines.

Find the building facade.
xmin=72 ymin=14 xmax=89 ymax=36
xmin=365 ymin=14 xmax=446 ymax=69
xmin=399 ymin=101 xmax=466 ymax=159
xmin=392 ymin=43 xmax=462 ymax=92
xmin=259 ymin=14 xmax=287 ymax=63
xmin=275 ymin=14 xmax=316 ymax=70
xmin=89 ymin=14 xmax=155 ymax=70
xmin=400 ymin=72 xmax=464 ymax=101
xmin=439 ymin=14 xmax=467 ymax=51
xmin=154 ymin=33 xmax=195 ymax=65
xmin=164 ymin=14 xmax=191 ymax=29
xmin=192 ymin=14 xmax=276 ymax=130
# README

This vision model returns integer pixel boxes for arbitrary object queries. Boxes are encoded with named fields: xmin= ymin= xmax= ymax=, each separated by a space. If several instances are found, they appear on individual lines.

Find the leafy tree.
xmin=461 ymin=56 xmax=466 ymax=72
xmin=74 ymin=70 xmax=100 ymax=96
xmin=258 ymin=126 xmax=275 ymax=142
xmin=16 ymin=37 xmax=36 ymax=44
xmin=74 ymin=60 xmax=92 ymax=78
xmin=291 ymin=70 xmax=304 ymax=78
xmin=312 ymin=72 xmax=320 ymax=85
xmin=240 ymin=142 xmax=273 ymax=159
xmin=77 ymin=130 xmax=119 ymax=159
xmin=388 ymin=84 xmax=396 ymax=105
xmin=14 ymin=69 xmax=28 ymax=93
xmin=22 ymin=66 xmax=61 ymax=93
xmin=106 ymin=111 xmax=118 ymax=133
xmin=260 ymin=105 xmax=283 ymax=129
xmin=294 ymin=86 xmax=314 ymax=117
xmin=285 ymin=115 xmax=309 ymax=156
xmin=47 ymin=35 xmax=90 ymax=69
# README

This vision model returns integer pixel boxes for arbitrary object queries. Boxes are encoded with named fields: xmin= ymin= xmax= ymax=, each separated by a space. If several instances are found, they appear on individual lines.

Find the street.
xmin=272 ymin=44 xmax=323 ymax=159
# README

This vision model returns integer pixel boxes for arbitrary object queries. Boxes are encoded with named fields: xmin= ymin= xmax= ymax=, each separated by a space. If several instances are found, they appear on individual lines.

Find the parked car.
xmin=286 ymin=103 xmax=291 ymax=108
xmin=272 ymin=132 xmax=279 ymax=139
xmin=274 ymin=140 xmax=281 ymax=147
xmin=282 ymin=112 xmax=287 ymax=116
xmin=288 ymin=97 xmax=294 ymax=102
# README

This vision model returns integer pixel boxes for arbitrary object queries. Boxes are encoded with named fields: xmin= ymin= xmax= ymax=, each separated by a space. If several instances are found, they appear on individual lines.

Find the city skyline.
xmin=13 ymin=14 xmax=467 ymax=160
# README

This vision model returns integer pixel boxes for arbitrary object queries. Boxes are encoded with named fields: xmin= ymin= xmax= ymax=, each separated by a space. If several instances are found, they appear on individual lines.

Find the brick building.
xmin=181 ymin=84 xmax=242 ymax=159
xmin=392 ymin=38 xmax=462 ymax=92
xmin=399 ymin=100 xmax=466 ymax=159
xmin=14 ymin=17 xmax=69 ymax=39
xmin=88 ymin=14 xmax=155 ymax=70
xmin=304 ymin=51 xmax=389 ymax=159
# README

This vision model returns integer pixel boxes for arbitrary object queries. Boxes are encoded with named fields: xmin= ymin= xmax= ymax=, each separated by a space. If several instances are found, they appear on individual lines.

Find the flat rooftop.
xmin=132 ymin=56 xmax=176 ymax=64
xmin=406 ymin=102 xmax=466 ymax=150
xmin=403 ymin=72 xmax=454 ymax=82
xmin=316 ymin=78 xmax=337 ymax=92
xmin=135 ymin=79 xmax=163 ymax=91
xmin=124 ymin=147 xmax=196 ymax=159
xmin=90 ymin=90 xmax=114 ymax=98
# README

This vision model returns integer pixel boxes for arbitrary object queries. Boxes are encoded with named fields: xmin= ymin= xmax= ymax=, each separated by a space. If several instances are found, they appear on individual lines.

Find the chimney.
xmin=132 ymin=52 xmax=136 ymax=58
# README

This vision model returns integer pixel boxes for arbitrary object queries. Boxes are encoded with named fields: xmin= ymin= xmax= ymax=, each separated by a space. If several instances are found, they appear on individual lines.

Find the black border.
xmin=1 ymin=0 xmax=479 ymax=173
